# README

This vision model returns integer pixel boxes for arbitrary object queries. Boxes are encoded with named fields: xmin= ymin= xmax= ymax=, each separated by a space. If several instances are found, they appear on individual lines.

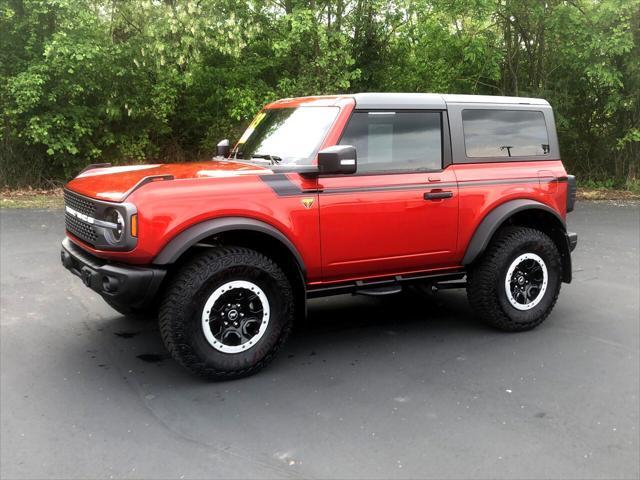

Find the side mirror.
xmin=317 ymin=145 xmax=357 ymax=175
xmin=216 ymin=139 xmax=230 ymax=158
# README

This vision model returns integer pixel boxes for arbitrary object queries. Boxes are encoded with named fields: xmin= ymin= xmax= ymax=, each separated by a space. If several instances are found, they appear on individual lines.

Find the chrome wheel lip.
xmin=201 ymin=280 xmax=270 ymax=354
xmin=504 ymin=253 xmax=548 ymax=311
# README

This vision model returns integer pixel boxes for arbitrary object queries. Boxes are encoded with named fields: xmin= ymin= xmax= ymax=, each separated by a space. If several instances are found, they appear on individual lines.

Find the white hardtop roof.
xmin=352 ymin=92 xmax=549 ymax=109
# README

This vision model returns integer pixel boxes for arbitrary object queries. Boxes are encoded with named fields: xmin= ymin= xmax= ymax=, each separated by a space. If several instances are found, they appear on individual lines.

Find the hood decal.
xmin=260 ymin=174 xmax=320 ymax=197
xmin=66 ymin=160 xmax=270 ymax=201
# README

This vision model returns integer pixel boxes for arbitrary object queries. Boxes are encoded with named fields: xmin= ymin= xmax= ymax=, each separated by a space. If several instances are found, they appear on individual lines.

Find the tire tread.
xmin=467 ymin=227 xmax=561 ymax=332
xmin=159 ymin=246 xmax=294 ymax=380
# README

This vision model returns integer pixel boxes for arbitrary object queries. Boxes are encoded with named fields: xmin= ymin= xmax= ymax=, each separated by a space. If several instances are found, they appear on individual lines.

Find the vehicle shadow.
xmin=71 ymin=289 xmax=492 ymax=387
xmin=301 ymin=290 xmax=483 ymax=337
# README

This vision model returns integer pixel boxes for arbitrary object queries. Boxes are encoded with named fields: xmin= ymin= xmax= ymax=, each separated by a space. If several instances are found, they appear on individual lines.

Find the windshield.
xmin=234 ymin=106 xmax=339 ymax=165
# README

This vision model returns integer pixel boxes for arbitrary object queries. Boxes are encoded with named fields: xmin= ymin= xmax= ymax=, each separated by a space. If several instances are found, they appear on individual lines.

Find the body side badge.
xmin=301 ymin=198 xmax=314 ymax=209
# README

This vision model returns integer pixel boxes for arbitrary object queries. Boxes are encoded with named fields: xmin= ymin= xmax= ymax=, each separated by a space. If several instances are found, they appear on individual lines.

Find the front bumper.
xmin=61 ymin=238 xmax=165 ymax=310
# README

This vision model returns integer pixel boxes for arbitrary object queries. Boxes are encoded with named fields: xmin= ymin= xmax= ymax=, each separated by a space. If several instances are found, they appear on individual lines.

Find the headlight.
xmin=105 ymin=208 xmax=125 ymax=243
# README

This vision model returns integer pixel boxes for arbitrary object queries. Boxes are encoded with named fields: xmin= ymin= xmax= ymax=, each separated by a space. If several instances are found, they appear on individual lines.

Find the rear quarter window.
xmin=462 ymin=109 xmax=550 ymax=158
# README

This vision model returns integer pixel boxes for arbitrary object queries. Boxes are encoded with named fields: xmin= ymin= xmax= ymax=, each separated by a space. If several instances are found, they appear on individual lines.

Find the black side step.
xmin=431 ymin=280 xmax=468 ymax=292
xmin=307 ymin=271 xmax=466 ymax=299
xmin=355 ymin=285 xmax=403 ymax=296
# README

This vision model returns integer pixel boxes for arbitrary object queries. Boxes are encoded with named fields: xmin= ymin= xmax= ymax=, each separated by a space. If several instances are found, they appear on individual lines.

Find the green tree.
xmin=1 ymin=0 xmax=638 ymax=186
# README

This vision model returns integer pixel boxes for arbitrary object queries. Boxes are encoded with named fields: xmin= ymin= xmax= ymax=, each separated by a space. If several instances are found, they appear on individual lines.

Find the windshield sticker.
xmin=238 ymin=112 xmax=266 ymax=144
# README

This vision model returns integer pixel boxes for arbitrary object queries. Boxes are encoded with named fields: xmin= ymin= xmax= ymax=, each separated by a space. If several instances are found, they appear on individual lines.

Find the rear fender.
xmin=463 ymin=199 xmax=572 ymax=283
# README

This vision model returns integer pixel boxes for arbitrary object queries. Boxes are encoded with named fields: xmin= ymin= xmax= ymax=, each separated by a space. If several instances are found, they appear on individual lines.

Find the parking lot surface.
xmin=1 ymin=201 xmax=639 ymax=479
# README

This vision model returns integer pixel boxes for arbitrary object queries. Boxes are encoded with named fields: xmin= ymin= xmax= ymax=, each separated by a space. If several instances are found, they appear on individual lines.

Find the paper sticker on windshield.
xmin=238 ymin=112 xmax=266 ymax=144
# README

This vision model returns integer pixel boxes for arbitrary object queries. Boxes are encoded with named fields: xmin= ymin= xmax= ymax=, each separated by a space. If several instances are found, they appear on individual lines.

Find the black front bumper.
xmin=61 ymin=238 xmax=166 ymax=310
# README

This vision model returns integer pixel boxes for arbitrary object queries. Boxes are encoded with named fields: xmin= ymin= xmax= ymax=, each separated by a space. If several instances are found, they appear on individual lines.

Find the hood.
xmin=65 ymin=160 xmax=269 ymax=202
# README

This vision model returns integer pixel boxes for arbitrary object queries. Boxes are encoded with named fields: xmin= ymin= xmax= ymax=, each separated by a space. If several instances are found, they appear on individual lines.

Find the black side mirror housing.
xmin=216 ymin=139 xmax=230 ymax=158
xmin=317 ymin=145 xmax=357 ymax=175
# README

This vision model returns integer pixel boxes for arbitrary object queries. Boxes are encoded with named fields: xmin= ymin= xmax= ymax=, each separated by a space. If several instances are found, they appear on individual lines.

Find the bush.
xmin=1 ymin=0 xmax=638 ymax=186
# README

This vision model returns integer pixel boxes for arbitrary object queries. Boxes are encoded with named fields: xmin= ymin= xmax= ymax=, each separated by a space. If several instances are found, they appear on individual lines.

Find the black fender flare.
xmin=153 ymin=217 xmax=306 ymax=278
xmin=462 ymin=199 xmax=571 ymax=282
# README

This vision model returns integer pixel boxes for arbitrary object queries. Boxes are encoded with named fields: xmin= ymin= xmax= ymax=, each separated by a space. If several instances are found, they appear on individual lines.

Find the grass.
xmin=576 ymin=178 xmax=640 ymax=200
xmin=1 ymin=187 xmax=64 ymax=209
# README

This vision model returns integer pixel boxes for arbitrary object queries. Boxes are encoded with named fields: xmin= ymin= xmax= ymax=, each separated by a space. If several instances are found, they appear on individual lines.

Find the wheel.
xmin=467 ymin=226 xmax=562 ymax=332
xmin=158 ymin=247 xmax=295 ymax=380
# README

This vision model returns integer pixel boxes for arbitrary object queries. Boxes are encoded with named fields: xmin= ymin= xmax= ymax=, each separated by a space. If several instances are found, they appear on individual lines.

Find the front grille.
xmin=64 ymin=190 xmax=98 ymax=245
xmin=64 ymin=190 xmax=96 ymax=217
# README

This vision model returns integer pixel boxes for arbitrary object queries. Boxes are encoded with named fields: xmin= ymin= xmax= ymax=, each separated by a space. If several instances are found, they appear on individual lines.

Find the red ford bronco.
xmin=61 ymin=93 xmax=577 ymax=379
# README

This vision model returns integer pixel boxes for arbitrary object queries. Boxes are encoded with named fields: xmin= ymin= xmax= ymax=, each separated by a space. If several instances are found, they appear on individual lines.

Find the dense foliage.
xmin=1 ymin=0 xmax=638 ymax=186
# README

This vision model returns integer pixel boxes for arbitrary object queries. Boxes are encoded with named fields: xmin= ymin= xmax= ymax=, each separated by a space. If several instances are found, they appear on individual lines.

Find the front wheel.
xmin=159 ymin=247 xmax=295 ymax=380
xmin=467 ymin=227 xmax=562 ymax=332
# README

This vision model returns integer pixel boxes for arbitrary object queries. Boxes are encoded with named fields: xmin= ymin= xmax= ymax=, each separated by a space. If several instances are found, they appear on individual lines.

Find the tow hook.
xmin=81 ymin=267 xmax=93 ymax=287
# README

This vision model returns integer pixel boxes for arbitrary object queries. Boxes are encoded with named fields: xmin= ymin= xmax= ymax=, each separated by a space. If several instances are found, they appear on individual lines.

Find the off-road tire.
xmin=467 ymin=227 xmax=562 ymax=332
xmin=159 ymin=247 xmax=294 ymax=380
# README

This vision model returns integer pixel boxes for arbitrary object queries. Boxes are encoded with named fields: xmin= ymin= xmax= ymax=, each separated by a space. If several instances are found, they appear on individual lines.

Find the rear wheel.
xmin=467 ymin=227 xmax=562 ymax=332
xmin=159 ymin=247 xmax=294 ymax=380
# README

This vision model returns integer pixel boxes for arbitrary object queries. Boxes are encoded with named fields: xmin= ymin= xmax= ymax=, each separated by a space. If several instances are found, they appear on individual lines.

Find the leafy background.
xmin=1 ymin=0 xmax=638 ymax=187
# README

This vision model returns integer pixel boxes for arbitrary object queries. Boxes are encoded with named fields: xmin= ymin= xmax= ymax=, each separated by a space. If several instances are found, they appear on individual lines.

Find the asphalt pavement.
xmin=1 ymin=201 xmax=639 ymax=479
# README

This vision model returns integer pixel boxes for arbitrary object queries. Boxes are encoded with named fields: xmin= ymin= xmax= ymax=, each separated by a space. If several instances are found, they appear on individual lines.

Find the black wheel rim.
xmin=201 ymin=280 xmax=270 ymax=353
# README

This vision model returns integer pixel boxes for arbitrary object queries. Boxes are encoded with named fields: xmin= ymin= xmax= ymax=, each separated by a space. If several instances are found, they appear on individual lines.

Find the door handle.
xmin=424 ymin=190 xmax=453 ymax=200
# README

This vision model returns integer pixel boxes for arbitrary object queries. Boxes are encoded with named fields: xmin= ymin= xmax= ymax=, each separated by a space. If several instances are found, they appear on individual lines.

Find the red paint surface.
xmin=65 ymin=97 xmax=569 ymax=287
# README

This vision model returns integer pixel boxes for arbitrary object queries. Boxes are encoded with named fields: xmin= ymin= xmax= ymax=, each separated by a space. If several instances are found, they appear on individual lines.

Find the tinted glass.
xmin=339 ymin=111 xmax=442 ymax=173
xmin=462 ymin=109 xmax=550 ymax=157
xmin=236 ymin=106 xmax=339 ymax=164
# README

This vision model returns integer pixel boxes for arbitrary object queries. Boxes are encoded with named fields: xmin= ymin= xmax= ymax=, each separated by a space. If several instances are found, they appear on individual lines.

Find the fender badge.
xmin=301 ymin=198 xmax=314 ymax=209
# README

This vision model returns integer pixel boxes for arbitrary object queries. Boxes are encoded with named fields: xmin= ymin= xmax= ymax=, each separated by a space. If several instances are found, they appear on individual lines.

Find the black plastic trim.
xmin=462 ymin=199 xmax=565 ymax=266
xmin=61 ymin=238 xmax=165 ymax=309
xmin=566 ymin=175 xmax=577 ymax=212
xmin=307 ymin=270 xmax=466 ymax=298
xmin=152 ymin=217 xmax=307 ymax=277
xmin=63 ymin=189 xmax=138 ymax=251
xmin=442 ymin=110 xmax=453 ymax=168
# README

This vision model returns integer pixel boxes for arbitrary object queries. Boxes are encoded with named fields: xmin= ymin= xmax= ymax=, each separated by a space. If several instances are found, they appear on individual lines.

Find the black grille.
xmin=64 ymin=190 xmax=96 ymax=216
xmin=64 ymin=190 xmax=98 ymax=244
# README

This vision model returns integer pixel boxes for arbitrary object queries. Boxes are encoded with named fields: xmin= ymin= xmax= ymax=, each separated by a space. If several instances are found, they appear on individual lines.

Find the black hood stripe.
xmin=261 ymin=174 xmax=560 ymax=197
xmin=260 ymin=174 xmax=320 ymax=197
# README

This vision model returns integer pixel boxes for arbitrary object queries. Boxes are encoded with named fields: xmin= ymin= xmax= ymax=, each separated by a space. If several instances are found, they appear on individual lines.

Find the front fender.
xmin=152 ymin=216 xmax=306 ymax=277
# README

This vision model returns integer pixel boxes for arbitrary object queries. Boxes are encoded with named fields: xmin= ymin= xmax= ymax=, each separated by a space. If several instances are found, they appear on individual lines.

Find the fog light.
xmin=102 ymin=276 xmax=120 ymax=293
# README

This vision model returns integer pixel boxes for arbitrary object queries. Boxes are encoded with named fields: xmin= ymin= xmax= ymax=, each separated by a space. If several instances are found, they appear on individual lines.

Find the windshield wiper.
xmin=233 ymin=151 xmax=282 ymax=165
xmin=251 ymin=153 xmax=282 ymax=165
